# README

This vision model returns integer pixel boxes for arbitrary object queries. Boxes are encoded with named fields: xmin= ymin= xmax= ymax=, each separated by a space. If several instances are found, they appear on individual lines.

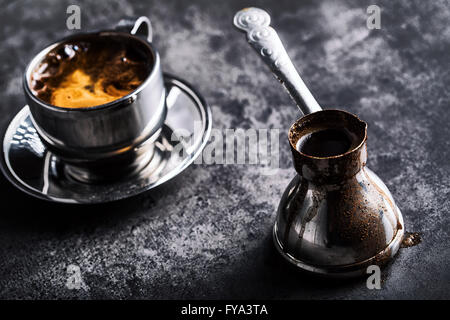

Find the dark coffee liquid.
xmin=296 ymin=128 xmax=353 ymax=157
xmin=30 ymin=35 xmax=152 ymax=108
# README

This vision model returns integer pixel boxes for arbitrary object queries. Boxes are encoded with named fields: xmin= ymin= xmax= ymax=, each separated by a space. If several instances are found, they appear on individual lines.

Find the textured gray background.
xmin=0 ymin=0 xmax=449 ymax=299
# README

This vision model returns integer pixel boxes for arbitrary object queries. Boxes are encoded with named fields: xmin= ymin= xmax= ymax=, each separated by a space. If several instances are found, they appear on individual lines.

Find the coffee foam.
xmin=30 ymin=34 xmax=152 ymax=108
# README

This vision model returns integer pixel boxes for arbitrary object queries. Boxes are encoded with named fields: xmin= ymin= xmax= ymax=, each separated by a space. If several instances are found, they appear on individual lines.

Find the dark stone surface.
xmin=0 ymin=0 xmax=449 ymax=299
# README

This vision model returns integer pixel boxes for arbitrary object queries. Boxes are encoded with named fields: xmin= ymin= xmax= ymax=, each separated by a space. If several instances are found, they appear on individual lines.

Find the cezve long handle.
xmin=233 ymin=7 xmax=322 ymax=115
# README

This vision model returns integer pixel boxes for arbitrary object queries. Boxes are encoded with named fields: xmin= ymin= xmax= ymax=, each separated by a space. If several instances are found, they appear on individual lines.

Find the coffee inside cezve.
xmin=30 ymin=35 xmax=152 ymax=108
xmin=296 ymin=128 xmax=356 ymax=157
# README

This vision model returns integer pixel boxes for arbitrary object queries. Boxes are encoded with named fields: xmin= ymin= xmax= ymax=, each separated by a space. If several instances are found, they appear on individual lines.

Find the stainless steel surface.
xmin=23 ymin=17 xmax=167 ymax=168
xmin=273 ymin=171 xmax=405 ymax=278
xmin=1 ymin=75 xmax=212 ymax=204
xmin=233 ymin=7 xmax=322 ymax=115
xmin=273 ymin=110 xmax=405 ymax=277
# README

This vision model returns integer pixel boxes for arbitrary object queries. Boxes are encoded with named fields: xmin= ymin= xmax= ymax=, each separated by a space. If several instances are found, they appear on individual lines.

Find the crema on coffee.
xmin=30 ymin=34 xmax=152 ymax=108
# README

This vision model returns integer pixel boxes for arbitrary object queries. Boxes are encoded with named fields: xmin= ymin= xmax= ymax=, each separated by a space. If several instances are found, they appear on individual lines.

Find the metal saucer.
xmin=0 ymin=74 xmax=212 ymax=204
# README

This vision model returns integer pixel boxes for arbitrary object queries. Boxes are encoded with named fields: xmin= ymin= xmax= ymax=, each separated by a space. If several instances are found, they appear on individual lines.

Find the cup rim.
xmin=23 ymin=30 xmax=159 ymax=113
xmin=288 ymin=109 xmax=368 ymax=160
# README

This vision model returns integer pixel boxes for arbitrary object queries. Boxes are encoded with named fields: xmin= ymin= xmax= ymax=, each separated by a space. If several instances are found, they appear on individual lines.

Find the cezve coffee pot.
xmin=234 ymin=8 xmax=404 ymax=277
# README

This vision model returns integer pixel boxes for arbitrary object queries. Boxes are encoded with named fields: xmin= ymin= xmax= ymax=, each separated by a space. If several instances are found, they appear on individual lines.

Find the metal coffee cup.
xmin=23 ymin=17 xmax=167 ymax=182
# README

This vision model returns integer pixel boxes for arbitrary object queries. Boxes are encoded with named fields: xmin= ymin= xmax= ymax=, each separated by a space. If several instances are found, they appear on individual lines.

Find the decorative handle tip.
xmin=232 ymin=7 xmax=322 ymax=115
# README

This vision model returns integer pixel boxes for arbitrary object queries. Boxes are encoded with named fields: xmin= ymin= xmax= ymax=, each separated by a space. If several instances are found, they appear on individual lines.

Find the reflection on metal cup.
xmin=23 ymin=17 xmax=167 ymax=182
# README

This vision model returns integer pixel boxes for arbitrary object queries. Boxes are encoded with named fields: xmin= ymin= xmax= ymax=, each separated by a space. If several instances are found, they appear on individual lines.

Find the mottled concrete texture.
xmin=0 ymin=0 xmax=449 ymax=299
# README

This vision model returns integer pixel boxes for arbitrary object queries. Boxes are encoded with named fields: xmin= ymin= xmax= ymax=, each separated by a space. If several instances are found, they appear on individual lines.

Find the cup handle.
xmin=115 ymin=16 xmax=153 ymax=42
